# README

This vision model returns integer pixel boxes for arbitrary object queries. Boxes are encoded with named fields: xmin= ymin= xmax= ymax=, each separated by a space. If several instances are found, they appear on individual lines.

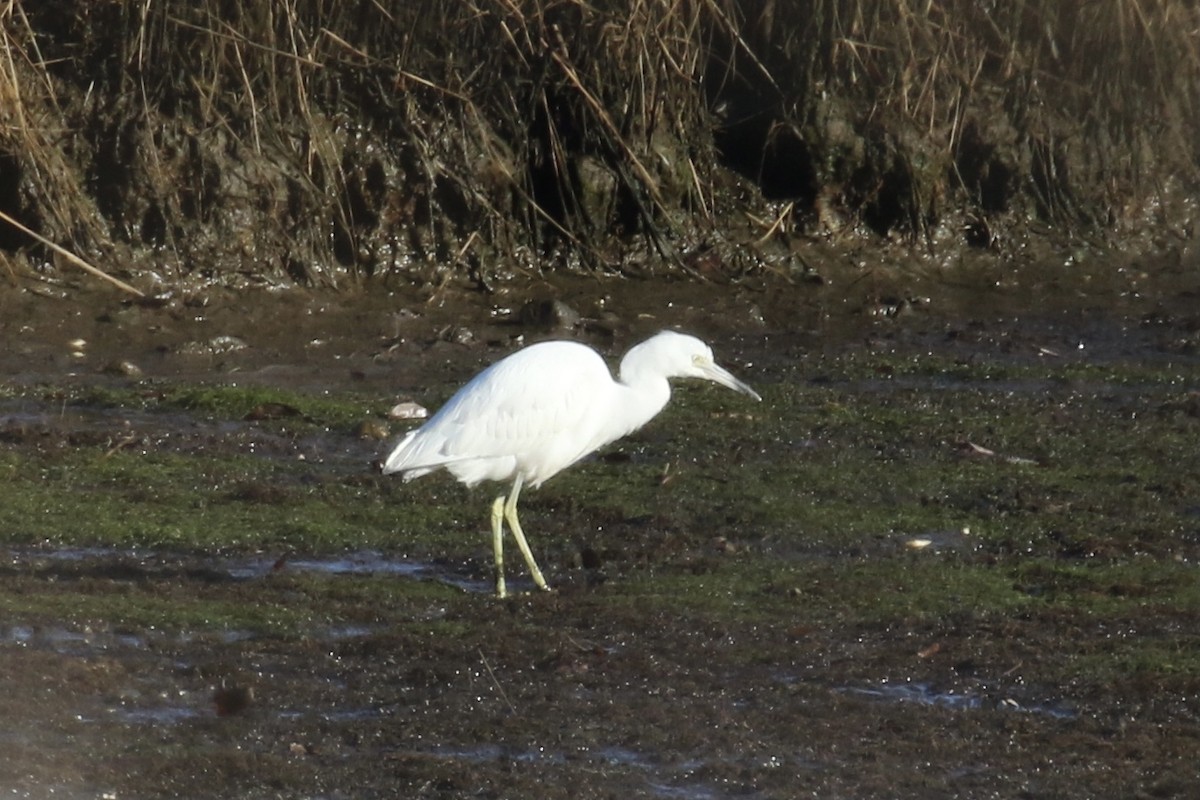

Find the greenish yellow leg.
xmin=490 ymin=494 xmax=507 ymax=599
xmin=503 ymin=476 xmax=550 ymax=592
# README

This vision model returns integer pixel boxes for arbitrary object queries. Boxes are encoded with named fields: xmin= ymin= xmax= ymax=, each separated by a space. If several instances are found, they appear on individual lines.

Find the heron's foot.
xmin=529 ymin=568 xmax=551 ymax=593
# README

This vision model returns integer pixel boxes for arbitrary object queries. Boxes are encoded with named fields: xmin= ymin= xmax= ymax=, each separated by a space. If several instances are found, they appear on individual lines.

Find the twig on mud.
xmin=0 ymin=211 xmax=145 ymax=298
xmin=753 ymin=201 xmax=795 ymax=246
xmin=103 ymin=434 xmax=142 ymax=459
xmin=1001 ymin=660 xmax=1024 ymax=678
xmin=564 ymin=634 xmax=598 ymax=653
xmin=958 ymin=441 xmax=1038 ymax=466
xmin=454 ymin=231 xmax=480 ymax=265
xmin=477 ymin=648 xmax=516 ymax=714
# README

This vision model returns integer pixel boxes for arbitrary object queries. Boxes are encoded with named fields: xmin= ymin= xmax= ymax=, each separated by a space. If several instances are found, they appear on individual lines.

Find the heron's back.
xmin=382 ymin=340 xmax=618 ymax=487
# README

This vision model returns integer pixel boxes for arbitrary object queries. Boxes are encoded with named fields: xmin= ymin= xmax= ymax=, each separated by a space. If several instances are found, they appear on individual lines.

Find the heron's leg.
xmin=503 ymin=475 xmax=550 ymax=592
xmin=490 ymin=493 xmax=507 ymax=599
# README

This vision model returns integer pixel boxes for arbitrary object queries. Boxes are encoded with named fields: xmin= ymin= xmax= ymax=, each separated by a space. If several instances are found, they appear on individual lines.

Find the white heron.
xmin=382 ymin=330 xmax=761 ymax=597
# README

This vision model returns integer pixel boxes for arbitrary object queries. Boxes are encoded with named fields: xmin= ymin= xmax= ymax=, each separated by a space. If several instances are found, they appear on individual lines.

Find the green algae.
xmin=0 ymin=584 xmax=307 ymax=635
xmin=0 ymin=330 xmax=1197 ymax=694
xmin=69 ymin=381 xmax=386 ymax=431
xmin=0 ymin=556 xmax=466 ymax=639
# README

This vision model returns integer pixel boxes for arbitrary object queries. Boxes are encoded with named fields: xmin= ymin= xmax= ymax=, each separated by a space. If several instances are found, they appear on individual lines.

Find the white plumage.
xmin=383 ymin=330 xmax=761 ymax=597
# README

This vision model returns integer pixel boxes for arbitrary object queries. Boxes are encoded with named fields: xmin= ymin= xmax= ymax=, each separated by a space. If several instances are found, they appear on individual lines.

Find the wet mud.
xmin=2 ymin=253 xmax=1200 ymax=798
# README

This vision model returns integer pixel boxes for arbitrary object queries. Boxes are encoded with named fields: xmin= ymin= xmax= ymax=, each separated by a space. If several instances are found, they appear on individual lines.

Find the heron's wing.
xmin=438 ymin=343 xmax=610 ymax=456
xmin=384 ymin=342 xmax=613 ymax=484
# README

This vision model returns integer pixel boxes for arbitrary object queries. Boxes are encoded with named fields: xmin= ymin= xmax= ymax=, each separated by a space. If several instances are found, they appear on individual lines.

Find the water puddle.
xmin=2 ymin=624 xmax=147 ymax=653
xmin=232 ymin=549 xmax=494 ymax=593
xmin=113 ymin=704 xmax=204 ymax=726
xmin=842 ymin=680 xmax=1077 ymax=720
xmin=322 ymin=624 xmax=376 ymax=640
xmin=287 ymin=552 xmax=426 ymax=576
xmin=6 ymin=545 xmax=491 ymax=593
xmin=419 ymin=743 xmax=567 ymax=765
xmin=0 ymin=544 xmax=493 ymax=697
xmin=645 ymin=783 xmax=723 ymax=800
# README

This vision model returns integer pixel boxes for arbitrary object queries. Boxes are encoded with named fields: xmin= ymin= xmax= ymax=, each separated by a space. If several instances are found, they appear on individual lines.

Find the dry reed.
xmin=0 ymin=0 xmax=1195 ymax=287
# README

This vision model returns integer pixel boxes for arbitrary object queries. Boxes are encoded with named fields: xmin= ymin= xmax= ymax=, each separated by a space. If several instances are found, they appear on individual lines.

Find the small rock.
xmin=438 ymin=326 xmax=475 ymax=345
xmin=388 ymin=401 xmax=428 ymax=420
xmin=103 ymin=360 xmax=143 ymax=378
xmin=354 ymin=419 xmax=390 ymax=440
xmin=178 ymin=335 xmax=249 ymax=356
xmin=520 ymin=299 xmax=581 ymax=330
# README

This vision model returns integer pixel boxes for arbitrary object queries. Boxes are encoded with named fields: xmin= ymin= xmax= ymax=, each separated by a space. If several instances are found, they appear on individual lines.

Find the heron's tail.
xmin=381 ymin=429 xmax=439 ymax=479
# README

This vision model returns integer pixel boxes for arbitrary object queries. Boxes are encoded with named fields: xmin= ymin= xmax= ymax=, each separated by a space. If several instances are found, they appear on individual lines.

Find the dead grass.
xmin=0 ymin=0 xmax=1196 ymax=287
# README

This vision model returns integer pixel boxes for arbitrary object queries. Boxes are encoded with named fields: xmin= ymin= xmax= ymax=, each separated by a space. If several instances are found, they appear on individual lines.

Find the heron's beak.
xmin=701 ymin=361 xmax=762 ymax=402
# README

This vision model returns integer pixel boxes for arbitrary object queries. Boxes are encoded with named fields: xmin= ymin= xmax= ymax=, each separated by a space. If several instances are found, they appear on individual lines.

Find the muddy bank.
xmin=4 ymin=226 xmax=1198 ymax=387
xmin=3 ymin=2 xmax=1198 ymax=287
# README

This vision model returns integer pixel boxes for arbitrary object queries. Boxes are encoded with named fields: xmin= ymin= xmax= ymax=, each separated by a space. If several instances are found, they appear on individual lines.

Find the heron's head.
xmin=625 ymin=330 xmax=762 ymax=401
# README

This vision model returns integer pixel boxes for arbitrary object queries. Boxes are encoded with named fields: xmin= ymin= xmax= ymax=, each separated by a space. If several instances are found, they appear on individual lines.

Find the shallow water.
xmin=842 ymin=680 xmax=1078 ymax=720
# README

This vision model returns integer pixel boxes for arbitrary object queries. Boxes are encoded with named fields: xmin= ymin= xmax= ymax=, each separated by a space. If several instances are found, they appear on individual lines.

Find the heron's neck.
xmin=611 ymin=350 xmax=673 ymax=436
